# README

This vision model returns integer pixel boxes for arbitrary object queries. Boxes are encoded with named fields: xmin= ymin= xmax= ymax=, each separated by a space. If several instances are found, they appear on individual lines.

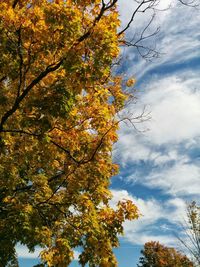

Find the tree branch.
xmin=118 ymin=0 xmax=156 ymax=36
xmin=77 ymin=0 xmax=118 ymax=43
xmin=0 ymin=60 xmax=63 ymax=132
xmin=12 ymin=0 xmax=19 ymax=8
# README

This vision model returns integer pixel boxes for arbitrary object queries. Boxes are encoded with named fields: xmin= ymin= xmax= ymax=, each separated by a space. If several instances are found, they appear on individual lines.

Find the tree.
xmin=177 ymin=202 xmax=200 ymax=266
xmin=0 ymin=1 xmax=140 ymax=266
xmin=0 ymin=0 xmax=198 ymax=266
xmin=137 ymin=241 xmax=194 ymax=267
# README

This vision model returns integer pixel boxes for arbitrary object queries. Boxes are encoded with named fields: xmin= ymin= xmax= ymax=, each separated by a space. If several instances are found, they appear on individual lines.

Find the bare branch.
xmin=118 ymin=1 xmax=162 ymax=60
xmin=176 ymin=203 xmax=200 ymax=266
xmin=118 ymin=0 xmax=158 ymax=36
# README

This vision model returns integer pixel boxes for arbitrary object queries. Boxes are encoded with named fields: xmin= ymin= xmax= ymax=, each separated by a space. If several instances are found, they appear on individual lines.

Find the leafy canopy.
xmin=137 ymin=241 xmax=194 ymax=267
xmin=0 ymin=0 xmax=138 ymax=266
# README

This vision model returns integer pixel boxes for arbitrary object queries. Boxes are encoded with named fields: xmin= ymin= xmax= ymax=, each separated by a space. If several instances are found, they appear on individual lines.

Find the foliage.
xmin=137 ymin=241 xmax=194 ymax=267
xmin=0 ymin=1 xmax=139 ymax=266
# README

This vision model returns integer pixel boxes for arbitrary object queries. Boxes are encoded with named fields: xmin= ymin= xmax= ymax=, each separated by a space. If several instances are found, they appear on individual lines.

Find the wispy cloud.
xmin=143 ymin=161 xmax=200 ymax=196
xmin=116 ymin=72 xmax=200 ymax=197
xmin=118 ymin=0 xmax=200 ymax=79
xmin=137 ymin=74 xmax=200 ymax=145
xmin=110 ymin=189 xmax=187 ymax=246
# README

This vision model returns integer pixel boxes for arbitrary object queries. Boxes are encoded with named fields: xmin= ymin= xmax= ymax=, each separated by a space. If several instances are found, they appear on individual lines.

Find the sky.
xmin=16 ymin=0 xmax=200 ymax=266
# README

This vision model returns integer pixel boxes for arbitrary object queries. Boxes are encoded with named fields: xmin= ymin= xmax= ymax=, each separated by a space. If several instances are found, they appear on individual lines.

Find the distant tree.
xmin=137 ymin=241 xmax=194 ymax=267
xmin=177 ymin=202 xmax=200 ymax=266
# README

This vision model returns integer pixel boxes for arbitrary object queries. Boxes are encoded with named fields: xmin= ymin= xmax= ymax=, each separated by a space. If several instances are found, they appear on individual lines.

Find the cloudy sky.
xmin=17 ymin=0 xmax=200 ymax=266
xmin=112 ymin=0 xmax=200 ymax=265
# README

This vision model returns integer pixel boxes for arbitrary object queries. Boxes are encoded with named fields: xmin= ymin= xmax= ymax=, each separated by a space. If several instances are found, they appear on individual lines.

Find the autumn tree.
xmin=177 ymin=202 xmax=200 ymax=266
xmin=137 ymin=241 xmax=194 ymax=267
xmin=0 ymin=0 xmax=199 ymax=266
xmin=0 ymin=1 xmax=141 ymax=266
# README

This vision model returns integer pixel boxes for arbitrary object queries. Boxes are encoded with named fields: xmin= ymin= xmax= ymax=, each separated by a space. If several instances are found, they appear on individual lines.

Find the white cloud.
xmin=113 ymin=133 xmax=152 ymax=165
xmin=16 ymin=244 xmax=41 ymax=259
xmin=110 ymin=189 xmax=186 ymax=246
xmin=153 ymin=150 xmax=180 ymax=165
xmin=111 ymin=189 xmax=164 ymax=221
xmin=166 ymin=197 xmax=187 ymax=223
xmin=141 ymin=75 xmax=200 ymax=145
xmin=144 ymin=162 xmax=200 ymax=196
xmin=118 ymin=0 xmax=200 ymax=81
xmin=116 ymin=72 xmax=200 ymax=154
xmin=110 ymin=189 xmax=165 ymax=225
xmin=116 ymin=72 xmax=200 ymax=197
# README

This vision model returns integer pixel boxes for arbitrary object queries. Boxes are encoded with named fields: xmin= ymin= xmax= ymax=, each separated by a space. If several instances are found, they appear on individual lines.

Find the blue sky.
xmin=16 ymin=0 xmax=200 ymax=266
